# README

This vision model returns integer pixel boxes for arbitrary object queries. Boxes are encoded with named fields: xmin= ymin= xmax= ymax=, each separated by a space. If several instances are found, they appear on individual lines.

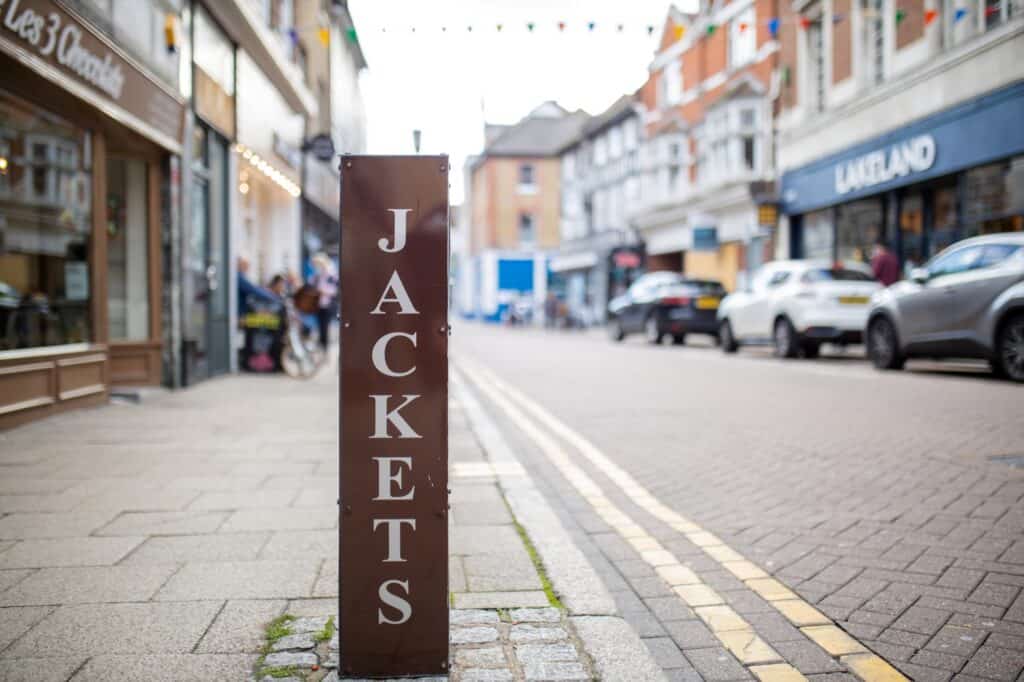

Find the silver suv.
xmin=866 ymin=233 xmax=1024 ymax=381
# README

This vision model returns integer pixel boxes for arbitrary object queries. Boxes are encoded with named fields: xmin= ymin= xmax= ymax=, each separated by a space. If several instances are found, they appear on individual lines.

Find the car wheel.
xmin=608 ymin=319 xmax=625 ymax=342
xmin=995 ymin=313 xmax=1024 ymax=382
xmin=672 ymin=334 xmax=686 ymax=345
xmin=867 ymin=316 xmax=905 ymax=370
xmin=773 ymin=318 xmax=799 ymax=359
xmin=719 ymin=320 xmax=739 ymax=353
xmin=802 ymin=341 xmax=821 ymax=359
xmin=645 ymin=316 xmax=664 ymax=345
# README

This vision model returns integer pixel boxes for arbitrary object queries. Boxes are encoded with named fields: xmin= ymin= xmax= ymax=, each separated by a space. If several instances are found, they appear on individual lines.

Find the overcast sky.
xmin=347 ymin=0 xmax=693 ymax=204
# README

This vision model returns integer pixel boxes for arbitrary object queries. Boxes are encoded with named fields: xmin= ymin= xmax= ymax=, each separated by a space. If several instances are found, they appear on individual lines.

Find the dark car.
xmin=608 ymin=272 xmax=726 ymax=344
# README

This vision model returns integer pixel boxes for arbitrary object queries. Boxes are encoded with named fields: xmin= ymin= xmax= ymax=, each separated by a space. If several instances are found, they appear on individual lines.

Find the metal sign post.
xmin=339 ymin=155 xmax=450 ymax=677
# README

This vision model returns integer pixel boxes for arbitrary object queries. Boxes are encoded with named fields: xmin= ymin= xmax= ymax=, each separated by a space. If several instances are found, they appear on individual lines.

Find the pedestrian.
xmin=236 ymin=255 xmax=278 ymax=317
xmin=310 ymin=253 xmax=338 ymax=351
xmin=870 ymin=240 xmax=900 ymax=286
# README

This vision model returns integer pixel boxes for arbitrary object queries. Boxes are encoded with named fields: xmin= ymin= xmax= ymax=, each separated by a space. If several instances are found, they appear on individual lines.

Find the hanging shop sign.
xmin=338 ymin=155 xmax=450 ymax=677
xmin=0 ymin=0 xmax=185 ymax=149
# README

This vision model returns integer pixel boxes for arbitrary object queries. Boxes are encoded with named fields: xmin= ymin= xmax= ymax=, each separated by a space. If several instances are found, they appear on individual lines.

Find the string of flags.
xmin=343 ymin=5 xmax=991 ymax=45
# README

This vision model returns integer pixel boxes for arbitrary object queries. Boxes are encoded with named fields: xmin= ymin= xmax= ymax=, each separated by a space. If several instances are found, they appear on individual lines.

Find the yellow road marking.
xmin=455 ymin=358 xmax=907 ymax=681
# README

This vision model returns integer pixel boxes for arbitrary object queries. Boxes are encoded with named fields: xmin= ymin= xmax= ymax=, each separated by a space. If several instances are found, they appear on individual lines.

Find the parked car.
xmin=717 ymin=260 xmax=881 ymax=358
xmin=608 ymin=272 xmax=726 ymax=344
xmin=866 ymin=233 xmax=1024 ymax=381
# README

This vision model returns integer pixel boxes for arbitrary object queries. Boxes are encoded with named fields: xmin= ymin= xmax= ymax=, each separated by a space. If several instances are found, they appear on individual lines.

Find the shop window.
xmin=106 ymin=159 xmax=150 ymax=341
xmin=837 ymin=198 xmax=884 ymax=264
xmin=803 ymin=209 xmax=835 ymax=259
xmin=0 ymin=91 xmax=92 ymax=351
xmin=963 ymin=157 xmax=1024 ymax=238
xmin=900 ymin=193 xmax=926 ymax=271
xmin=729 ymin=7 xmax=757 ymax=69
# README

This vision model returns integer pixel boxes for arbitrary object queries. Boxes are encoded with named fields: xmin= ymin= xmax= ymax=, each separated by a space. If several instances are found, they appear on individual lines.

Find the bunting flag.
xmin=317 ymin=27 xmax=329 ymax=46
xmin=768 ymin=17 xmax=780 ymax=36
xmin=346 ymin=26 xmax=358 ymax=43
xmin=738 ymin=21 xmax=749 ymax=31
xmin=799 ymin=16 xmax=812 ymax=29
xmin=832 ymin=13 xmax=846 ymax=23
xmin=924 ymin=8 xmax=939 ymax=24
xmin=674 ymin=24 xmax=686 ymax=40
xmin=707 ymin=23 xmax=717 ymax=35
xmin=558 ymin=21 xmax=566 ymax=31
xmin=896 ymin=8 xmax=907 ymax=23
xmin=527 ymin=22 xmax=535 ymax=31
xmin=954 ymin=7 xmax=968 ymax=21
xmin=588 ymin=21 xmax=596 ymax=31
xmin=647 ymin=25 xmax=655 ymax=34
xmin=496 ymin=23 xmax=503 ymax=31
xmin=617 ymin=23 xmax=624 ymax=32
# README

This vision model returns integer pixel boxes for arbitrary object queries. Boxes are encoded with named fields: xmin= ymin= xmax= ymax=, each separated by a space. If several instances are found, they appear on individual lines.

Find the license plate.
xmin=838 ymin=296 xmax=869 ymax=305
xmin=696 ymin=297 xmax=720 ymax=310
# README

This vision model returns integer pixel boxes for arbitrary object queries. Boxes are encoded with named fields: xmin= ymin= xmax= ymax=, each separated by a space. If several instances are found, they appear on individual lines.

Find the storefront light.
xmin=239 ymin=181 xmax=250 ymax=195
xmin=0 ymin=156 xmax=7 ymax=173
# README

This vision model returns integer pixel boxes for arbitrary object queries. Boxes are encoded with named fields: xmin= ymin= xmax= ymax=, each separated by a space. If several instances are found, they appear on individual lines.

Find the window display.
xmin=0 ymin=90 xmax=92 ymax=351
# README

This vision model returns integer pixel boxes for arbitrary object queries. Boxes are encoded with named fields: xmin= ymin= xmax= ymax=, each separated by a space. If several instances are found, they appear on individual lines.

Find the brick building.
xmin=631 ymin=3 xmax=785 ymax=292
xmin=776 ymin=0 xmax=1023 ymax=269
xmin=456 ymin=102 xmax=588 ymax=322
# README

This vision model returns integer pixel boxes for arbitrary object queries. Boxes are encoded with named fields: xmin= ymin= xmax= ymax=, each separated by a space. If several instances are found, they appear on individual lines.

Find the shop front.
xmin=548 ymin=231 xmax=643 ymax=324
xmin=781 ymin=82 xmax=1024 ymax=273
xmin=0 ymin=0 xmax=184 ymax=428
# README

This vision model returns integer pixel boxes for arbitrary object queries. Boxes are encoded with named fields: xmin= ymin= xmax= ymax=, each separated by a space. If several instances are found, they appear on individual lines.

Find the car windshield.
xmin=802 ymin=268 xmax=873 ymax=283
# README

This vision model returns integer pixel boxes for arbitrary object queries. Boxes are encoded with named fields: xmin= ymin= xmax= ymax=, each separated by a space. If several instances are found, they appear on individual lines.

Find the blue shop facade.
xmin=780 ymin=82 xmax=1024 ymax=273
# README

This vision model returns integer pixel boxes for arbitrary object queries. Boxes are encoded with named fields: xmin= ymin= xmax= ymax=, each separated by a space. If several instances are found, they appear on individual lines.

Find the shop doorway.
xmin=184 ymin=125 xmax=230 ymax=385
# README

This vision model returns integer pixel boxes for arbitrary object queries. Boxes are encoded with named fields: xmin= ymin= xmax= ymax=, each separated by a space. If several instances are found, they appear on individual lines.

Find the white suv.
xmin=717 ymin=260 xmax=881 ymax=358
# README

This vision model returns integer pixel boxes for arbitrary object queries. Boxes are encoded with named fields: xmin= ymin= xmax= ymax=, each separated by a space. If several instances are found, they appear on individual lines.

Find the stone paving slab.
xmin=0 ymin=655 xmax=86 ymax=682
xmin=0 ymin=536 xmax=144 ymax=569
xmin=3 ymin=601 xmax=223 ymax=657
xmin=155 ymin=559 xmax=321 ymax=601
xmin=72 ymin=653 xmax=257 ymax=681
xmin=0 ymin=564 xmax=178 ymax=606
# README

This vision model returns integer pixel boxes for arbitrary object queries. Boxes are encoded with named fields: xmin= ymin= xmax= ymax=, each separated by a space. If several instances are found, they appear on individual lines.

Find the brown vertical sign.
xmin=339 ymin=155 xmax=449 ymax=677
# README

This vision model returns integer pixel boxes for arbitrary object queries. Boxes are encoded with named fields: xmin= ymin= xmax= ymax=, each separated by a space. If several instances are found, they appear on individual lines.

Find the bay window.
xmin=696 ymin=100 xmax=763 ymax=186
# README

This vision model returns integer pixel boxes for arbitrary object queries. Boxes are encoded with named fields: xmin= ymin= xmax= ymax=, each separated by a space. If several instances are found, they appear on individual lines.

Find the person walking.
xmin=870 ymin=240 xmax=900 ymax=286
xmin=310 ymin=253 xmax=338 ymax=351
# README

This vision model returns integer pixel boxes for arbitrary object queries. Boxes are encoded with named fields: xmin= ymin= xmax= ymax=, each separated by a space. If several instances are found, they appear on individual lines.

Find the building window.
xmin=946 ymin=0 xmax=1022 ymax=47
xmin=729 ymin=7 xmax=757 ymax=69
xmin=963 ymin=156 xmax=1024 ymax=237
xmin=518 ymin=163 xmax=536 ymax=193
xmin=0 ymin=92 xmax=93 ymax=351
xmin=662 ymin=59 xmax=683 ymax=106
xmin=697 ymin=102 xmax=761 ymax=185
xmin=807 ymin=20 xmax=826 ymax=112
xmin=803 ymin=209 xmax=835 ymax=259
xmin=519 ymin=213 xmax=536 ymax=246
xmin=862 ymin=0 xmax=884 ymax=85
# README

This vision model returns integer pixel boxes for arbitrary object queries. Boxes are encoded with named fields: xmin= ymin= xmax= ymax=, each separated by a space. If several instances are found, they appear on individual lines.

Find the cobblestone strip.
xmin=456 ymin=357 xmax=909 ymax=682
xmin=251 ymin=607 xmax=595 ymax=681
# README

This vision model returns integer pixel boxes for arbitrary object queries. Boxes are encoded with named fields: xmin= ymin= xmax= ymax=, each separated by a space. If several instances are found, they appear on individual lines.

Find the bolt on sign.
xmin=339 ymin=155 xmax=450 ymax=677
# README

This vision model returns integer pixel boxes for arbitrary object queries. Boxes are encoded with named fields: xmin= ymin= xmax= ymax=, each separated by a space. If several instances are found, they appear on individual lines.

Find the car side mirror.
xmin=910 ymin=267 xmax=930 ymax=284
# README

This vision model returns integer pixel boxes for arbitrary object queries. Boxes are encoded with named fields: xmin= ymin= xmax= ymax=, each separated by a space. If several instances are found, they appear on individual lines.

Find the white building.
xmin=554 ymin=96 xmax=646 ymax=324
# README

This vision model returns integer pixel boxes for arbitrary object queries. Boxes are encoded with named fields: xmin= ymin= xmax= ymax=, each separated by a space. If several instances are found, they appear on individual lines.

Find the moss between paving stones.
xmin=511 ymin=517 xmax=564 ymax=610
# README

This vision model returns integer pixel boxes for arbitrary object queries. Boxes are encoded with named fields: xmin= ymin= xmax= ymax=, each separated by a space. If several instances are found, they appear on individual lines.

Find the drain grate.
xmin=989 ymin=454 xmax=1024 ymax=469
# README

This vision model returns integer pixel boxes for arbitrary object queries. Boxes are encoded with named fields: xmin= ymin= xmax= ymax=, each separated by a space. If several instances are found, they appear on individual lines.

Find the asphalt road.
xmin=454 ymin=322 xmax=1024 ymax=681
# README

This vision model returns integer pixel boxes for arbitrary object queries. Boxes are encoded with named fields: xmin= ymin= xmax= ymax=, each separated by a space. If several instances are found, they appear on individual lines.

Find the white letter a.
xmin=371 ymin=270 xmax=419 ymax=315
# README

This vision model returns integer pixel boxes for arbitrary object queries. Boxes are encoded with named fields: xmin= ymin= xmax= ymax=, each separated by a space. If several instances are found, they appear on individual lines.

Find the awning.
xmin=549 ymin=251 xmax=599 ymax=272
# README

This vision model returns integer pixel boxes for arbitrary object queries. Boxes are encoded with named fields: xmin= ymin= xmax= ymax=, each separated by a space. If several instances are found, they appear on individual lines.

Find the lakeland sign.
xmin=834 ymin=134 xmax=936 ymax=195
xmin=339 ymin=156 xmax=449 ymax=676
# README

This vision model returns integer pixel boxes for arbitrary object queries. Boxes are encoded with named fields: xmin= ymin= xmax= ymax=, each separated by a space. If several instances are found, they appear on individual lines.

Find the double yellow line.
xmin=454 ymin=356 xmax=907 ymax=682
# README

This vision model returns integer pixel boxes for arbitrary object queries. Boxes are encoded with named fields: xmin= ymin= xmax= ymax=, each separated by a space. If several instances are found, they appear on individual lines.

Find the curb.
xmin=453 ymin=366 xmax=667 ymax=682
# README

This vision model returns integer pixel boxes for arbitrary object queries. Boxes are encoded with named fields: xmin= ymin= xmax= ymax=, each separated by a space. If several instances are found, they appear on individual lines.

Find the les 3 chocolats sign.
xmin=339 ymin=156 xmax=450 ymax=677
xmin=2 ymin=0 xmax=124 ymax=98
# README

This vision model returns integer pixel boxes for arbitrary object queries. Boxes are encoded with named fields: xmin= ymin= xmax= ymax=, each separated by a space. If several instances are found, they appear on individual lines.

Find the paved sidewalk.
xmin=0 ymin=362 xmax=659 ymax=681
